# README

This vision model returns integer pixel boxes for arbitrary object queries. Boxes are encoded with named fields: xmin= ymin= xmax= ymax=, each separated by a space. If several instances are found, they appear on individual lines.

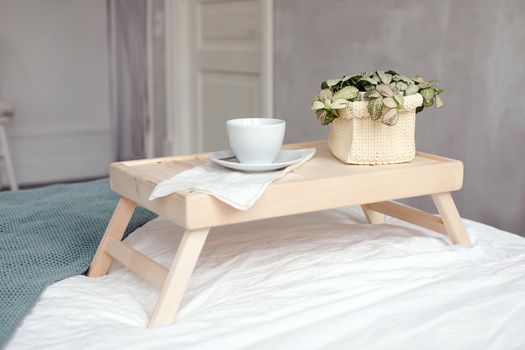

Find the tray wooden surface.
xmin=110 ymin=140 xmax=463 ymax=230
xmin=90 ymin=140 xmax=469 ymax=328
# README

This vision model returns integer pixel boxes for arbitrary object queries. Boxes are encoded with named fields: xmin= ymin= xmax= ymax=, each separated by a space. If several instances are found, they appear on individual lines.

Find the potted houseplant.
xmin=310 ymin=70 xmax=444 ymax=165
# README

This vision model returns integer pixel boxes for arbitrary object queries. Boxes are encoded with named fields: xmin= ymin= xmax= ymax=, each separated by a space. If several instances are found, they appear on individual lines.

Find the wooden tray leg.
xmin=88 ymin=197 xmax=137 ymax=277
xmin=432 ymin=192 xmax=471 ymax=245
xmin=149 ymin=227 xmax=210 ymax=328
xmin=361 ymin=204 xmax=384 ymax=224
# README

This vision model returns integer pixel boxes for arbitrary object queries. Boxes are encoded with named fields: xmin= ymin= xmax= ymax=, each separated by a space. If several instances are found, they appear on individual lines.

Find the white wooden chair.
xmin=0 ymin=101 xmax=18 ymax=191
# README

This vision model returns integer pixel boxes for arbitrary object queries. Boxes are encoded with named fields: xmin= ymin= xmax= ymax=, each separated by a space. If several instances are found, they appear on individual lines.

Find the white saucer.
xmin=209 ymin=149 xmax=308 ymax=172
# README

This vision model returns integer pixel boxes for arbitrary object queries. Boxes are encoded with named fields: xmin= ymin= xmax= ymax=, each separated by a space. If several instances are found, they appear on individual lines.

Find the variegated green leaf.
xmin=315 ymin=109 xmax=327 ymax=123
xmin=396 ymin=81 xmax=408 ymax=91
xmin=435 ymin=95 xmax=444 ymax=108
xmin=326 ymin=79 xmax=341 ymax=87
xmin=399 ymin=75 xmax=412 ymax=83
xmin=331 ymin=99 xmax=349 ymax=109
xmin=382 ymin=97 xmax=397 ymax=108
xmin=365 ymin=84 xmax=376 ymax=92
xmin=420 ymin=88 xmax=435 ymax=107
xmin=376 ymin=84 xmax=394 ymax=97
xmin=310 ymin=100 xmax=324 ymax=110
xmin=393 ymin=94 xmax=404 ymax=107
xmin=389 ymin=84 xmax=400 ymax=95
xmin=359 ymin=76 xmax=379 ymax=85
xmin=318 ymin=89 xmax=332 ymax=101
xmin=382 ymin=108 xmax=399 ymax=126
xmin=418 ymin=81 xmax=432 ymax=89
xmin=332 ymin=86 xmax=359 ymax=100
xmin=405 ymin=84 xmax=419 ymax=95
xmin=377 ymin=71 xmax=392 ymax=84
xmin=365 ymin=90 xmax=381 ymax=99
xmin=367 ymin=97 xmax=383 ymax=120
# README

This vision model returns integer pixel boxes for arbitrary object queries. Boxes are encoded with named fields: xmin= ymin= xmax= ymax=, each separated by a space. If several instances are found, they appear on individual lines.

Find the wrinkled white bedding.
xmin=8 ymin=207 xmax=525 ymax=350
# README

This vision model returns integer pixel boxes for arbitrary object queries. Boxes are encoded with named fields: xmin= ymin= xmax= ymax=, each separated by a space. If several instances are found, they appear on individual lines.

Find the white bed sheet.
xmin=7 ymin=206 xmax=525 ymax=350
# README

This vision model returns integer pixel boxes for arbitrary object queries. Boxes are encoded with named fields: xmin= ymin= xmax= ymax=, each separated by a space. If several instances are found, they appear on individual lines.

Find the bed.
xmin=6 ymin=206 xmax=525 ymax=350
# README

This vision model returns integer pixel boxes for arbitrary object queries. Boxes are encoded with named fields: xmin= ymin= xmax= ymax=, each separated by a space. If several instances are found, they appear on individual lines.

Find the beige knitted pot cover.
xmin=328 ymin=93 xmax=423 ymax=165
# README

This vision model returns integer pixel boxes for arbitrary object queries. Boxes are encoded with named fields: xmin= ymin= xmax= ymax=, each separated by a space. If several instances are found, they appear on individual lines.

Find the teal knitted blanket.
xmin=0 ymin=179 xmax=156 ymax=348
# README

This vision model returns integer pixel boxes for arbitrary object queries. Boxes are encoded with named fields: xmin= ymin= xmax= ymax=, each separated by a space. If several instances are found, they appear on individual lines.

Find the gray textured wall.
xmin=274 ymin=0 xmax=525 ymax=235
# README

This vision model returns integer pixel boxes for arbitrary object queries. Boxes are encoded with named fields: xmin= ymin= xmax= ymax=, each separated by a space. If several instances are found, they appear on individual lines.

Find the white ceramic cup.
xmin=227 ymin=118 xmax=286 ymax=164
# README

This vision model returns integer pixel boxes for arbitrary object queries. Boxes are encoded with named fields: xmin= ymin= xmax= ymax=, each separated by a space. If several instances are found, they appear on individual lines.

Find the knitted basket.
xmin=328 ymin=93 xmax=423 ymax=165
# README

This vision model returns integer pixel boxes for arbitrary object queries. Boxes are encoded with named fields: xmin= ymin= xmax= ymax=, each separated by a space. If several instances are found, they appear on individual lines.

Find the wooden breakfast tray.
xmin=88 ymin=140 xmax=470 ymax=327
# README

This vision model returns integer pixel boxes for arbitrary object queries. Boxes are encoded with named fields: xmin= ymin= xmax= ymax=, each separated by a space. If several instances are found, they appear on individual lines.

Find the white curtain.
xmin=149 ymin=0 xmax=166 ymax=157
xmin=108 ymin=0 xmax=148 ymax=161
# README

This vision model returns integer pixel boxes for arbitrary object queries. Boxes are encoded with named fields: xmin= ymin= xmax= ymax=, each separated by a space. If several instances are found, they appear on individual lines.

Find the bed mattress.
xmin=7 ymin=207 xmax=525 ymax=350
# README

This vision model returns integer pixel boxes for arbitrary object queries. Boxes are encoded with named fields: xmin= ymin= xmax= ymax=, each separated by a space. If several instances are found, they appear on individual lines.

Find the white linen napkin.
xmin=149 ymin=148 xmax=316 ymax=210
